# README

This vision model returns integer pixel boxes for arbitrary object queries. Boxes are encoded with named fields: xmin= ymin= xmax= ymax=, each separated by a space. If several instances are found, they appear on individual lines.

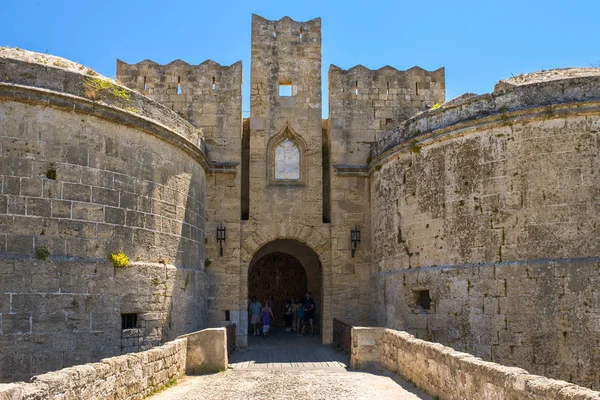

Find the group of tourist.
xmin=248 ymin=292 xmax=316 ymax=338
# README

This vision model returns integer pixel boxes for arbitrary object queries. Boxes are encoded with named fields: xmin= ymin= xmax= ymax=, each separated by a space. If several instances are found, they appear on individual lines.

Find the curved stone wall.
xmin=370 ymin=70 xmax=600 ymax=389
xmin=0 ymin=49 xmax=209 ymax=382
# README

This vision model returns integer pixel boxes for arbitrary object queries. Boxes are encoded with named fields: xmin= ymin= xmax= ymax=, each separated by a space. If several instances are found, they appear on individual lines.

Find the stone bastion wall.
xmin=0 ymin=48 xmax=210 ymax=382
xmin=369 ymin=69 xmax=600 ymax=390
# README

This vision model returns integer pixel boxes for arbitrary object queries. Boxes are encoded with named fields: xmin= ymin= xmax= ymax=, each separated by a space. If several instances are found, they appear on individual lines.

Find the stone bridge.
xmin=2 ymin=326 xmax=599 ymax=400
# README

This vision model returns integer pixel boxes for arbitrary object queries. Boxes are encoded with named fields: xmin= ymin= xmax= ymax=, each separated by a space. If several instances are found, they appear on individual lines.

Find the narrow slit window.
xmin=386 ymin=82 xmax=389 ymax=96
xmin=300 ymin=26 xmax=303 ymax=39
xmin=415 ymin=82 xmax=419 ymax=96
xmin=418 ymin=290 xmax=431 ymax=310
xmin=355 ymin=81 xmax=359 ymax=96
xmin=225 ymin=310 xmax=230 ymax=321
xmin=177 ymin=76 xmax=182 ymax=95
xmin=212 ymin=76 xmax=216 ymax=90
xmin=143 ymin=76 xmax=147 ymax=90
xmin=279 ymin=83 xmax=292 ymax=97
xmin=121 ymin=313 xmax=137 ymax=329
xmin=273 ymin=24 xmax=277 ymax=37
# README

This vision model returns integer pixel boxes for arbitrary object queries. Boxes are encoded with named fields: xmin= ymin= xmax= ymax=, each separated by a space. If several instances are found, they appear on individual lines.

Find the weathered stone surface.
xmin=0 ymin=49 xmax=209 ymax=382
xmin=0 ymin=338 xmax=187 ymax=400
xmin=370 ymin=73 xmax=600 ymax=389
xmin=352 ymin=327 xmax=600 ymax=400
xmin=179 ymin=327 xmax=228 ymax=374
xmin=2 ymin=12 xmax=600 ymax=396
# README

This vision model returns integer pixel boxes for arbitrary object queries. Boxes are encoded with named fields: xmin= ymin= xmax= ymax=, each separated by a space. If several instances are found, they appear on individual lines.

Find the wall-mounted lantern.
xmin=216 ymin=223 xmax=226 ymax=257
xmin=351 ymin=225 xmax=360 ymax=258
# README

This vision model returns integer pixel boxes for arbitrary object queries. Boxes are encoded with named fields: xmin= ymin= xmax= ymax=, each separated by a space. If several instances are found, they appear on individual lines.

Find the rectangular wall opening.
xmin=322 ymin=122 xmax=331 ymax=223
xmin=121 ymin=313 xmax=138 ymax=329
xmin=241 ymin=119 xmax=250 ymax=220
xmin=418 ymin=290 xmax=431 ymax=310
xmin=279 ymin=83 xmax=292 ymax=97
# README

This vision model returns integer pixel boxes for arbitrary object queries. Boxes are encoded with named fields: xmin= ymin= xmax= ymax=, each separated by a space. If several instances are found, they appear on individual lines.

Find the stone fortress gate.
xmin=0 ymin=13 xmax=599 ymax=392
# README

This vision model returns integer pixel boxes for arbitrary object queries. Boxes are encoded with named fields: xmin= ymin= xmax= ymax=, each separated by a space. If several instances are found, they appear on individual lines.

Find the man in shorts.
xmin=249 ymin=296 xmax=262 ymax=336
xmin=302 ymin=292 xmax=315 ymax=336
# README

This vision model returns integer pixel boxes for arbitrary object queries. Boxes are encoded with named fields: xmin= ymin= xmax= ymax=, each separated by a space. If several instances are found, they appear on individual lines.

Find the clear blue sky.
xmin=2 ymin=0 xmax=599 ymax=117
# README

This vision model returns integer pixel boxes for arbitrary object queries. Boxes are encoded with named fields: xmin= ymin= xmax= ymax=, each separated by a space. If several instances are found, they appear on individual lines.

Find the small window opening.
xmin=418 ymin=290 xmax=431 ymax=310
xmin=386 ymin=82 xmax=389 ymax=96
xmin=212 ymin=76 xmax=216 ymax=90
xmin=273 ymin=24 xmax=277 ymax=37
xmin=143 ymin=76 xmax=147 ymax=90
xmin=279 ymin=83 xmax=292 ymax=97
xmin=121 ymin=313 xmax=137 ymax=329
xmin=355 ymin=81 xmax=359 ymax=96
xmin=300 ymin=26 xmax=303 ymax=39
xmin=225 ymin=310 xmax=230 ymax=321
xmin=415 ymin=82 xmax=419 ymax=96
xmin=177 ymin=76 xmax=182 ymax=95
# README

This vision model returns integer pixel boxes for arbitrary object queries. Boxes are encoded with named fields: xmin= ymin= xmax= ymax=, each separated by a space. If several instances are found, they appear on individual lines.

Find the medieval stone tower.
xmin=116 ymin=14 xmax=444 ymax=347
xmin=2 ymin=13 xmax=599 ymax=391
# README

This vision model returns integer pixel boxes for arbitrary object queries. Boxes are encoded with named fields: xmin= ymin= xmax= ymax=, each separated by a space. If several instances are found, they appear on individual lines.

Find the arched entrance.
xmin=248 ymin=239 xmax=322 ymax=338
xmin=249 ymin=252 xmax=308 ymax=314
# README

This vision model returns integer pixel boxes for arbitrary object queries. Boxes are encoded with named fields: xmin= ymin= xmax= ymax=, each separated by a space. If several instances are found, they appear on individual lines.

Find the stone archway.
xmin=248 ymin=240 xmax=322 ymax=331
xmin=239 ymin=224 xmax=331 ymax=347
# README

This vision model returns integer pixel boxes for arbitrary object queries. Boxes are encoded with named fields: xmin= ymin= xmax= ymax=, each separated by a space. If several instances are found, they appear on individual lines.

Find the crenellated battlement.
xmin=117 ymin=58 xmax=242 ymax=162
xmin=251 ymin=14 xmax=321 ymax=43
xmin=328 ymin=63 xmax=445 ymax=165
xmin=329 ymin=64 xmax=444 ymax=104
xmin=369 ymin=69 xmax=600 ymax=163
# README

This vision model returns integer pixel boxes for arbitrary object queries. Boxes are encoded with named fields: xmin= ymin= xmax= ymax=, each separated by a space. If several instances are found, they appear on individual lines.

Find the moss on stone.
xmin=83 ymin=77 xmax=131 ymax=102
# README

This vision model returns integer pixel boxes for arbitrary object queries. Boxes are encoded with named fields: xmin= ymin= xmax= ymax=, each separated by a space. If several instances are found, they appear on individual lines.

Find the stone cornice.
xmin=0 ymin=82 xmax=211 ymax=171
xmin=369 ymin=100 xmax=600 ymax=174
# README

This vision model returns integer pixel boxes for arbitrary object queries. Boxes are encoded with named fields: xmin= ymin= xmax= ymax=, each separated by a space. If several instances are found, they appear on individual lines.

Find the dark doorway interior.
xmin=248 ymin=252 xmax=308 ymax=322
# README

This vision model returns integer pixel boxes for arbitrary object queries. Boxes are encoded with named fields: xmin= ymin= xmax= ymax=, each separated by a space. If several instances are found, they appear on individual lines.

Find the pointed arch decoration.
xmin=267 ymin=124 xmax=307 ymax=186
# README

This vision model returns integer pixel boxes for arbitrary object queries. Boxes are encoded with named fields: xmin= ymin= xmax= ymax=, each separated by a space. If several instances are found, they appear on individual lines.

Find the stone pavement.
xmin=150 ymin=327 xmax=432 ymax=400
xmin=149 ymin=370 xmax=433 ymax=400
xmin=229 ymin=328 xmax=348 ymax=370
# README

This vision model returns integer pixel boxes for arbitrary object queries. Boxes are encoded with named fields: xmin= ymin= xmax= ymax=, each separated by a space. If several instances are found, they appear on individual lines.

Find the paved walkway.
xmin=150 ymin=327 xmax=432 ymax=400
xmin=229 ymin=329 xmax=348 ymax=370
xmin=150 ymin=370 xmax=432 ymax=400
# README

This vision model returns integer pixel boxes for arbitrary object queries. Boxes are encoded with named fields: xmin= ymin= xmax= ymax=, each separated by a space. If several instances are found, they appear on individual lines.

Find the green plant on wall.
xmin=411 ymin=140 xmax=422 ymax=154
xmin=46 ymin=168 xmax=57 ymax=180
xmin=430 ymin=103 xmax=441 ymax=110
xmin=35 ymin=246 xmax=50 ymax=260
xmin=109 ymin=251 xmax=129 ymax=268
xmin=83 ymin=77 xmax=131 ymax=102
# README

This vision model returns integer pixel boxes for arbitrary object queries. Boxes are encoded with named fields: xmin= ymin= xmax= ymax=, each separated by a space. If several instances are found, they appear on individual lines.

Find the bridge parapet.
xmin=0 ymin=327 xmax=232 ymax=399
xmin=351 ymin=327 xmax=600 ymax=400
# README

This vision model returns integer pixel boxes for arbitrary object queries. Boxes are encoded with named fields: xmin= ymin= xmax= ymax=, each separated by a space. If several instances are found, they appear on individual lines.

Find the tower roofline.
xmin=251 ymin=13 xmax=321 ymax=25
xmin=116 ymin=58 xmax=242 ymax=69
xmin=329 ymin=64 xmax=444 ymax=74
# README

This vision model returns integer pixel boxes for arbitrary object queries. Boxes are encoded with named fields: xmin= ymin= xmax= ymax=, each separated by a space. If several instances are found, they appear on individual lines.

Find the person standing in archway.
xmin=291 ymin=298 xmax=298 ymax=332
xmin=295 ymin=297 xmax=304 ymax=334
xmin=283 ymin=299 xmax=294 ymax=332
xmin=302 ymin=292 xmax=315 ymax=336
xmin=261 ymin=300 xmax=275 ymax=338
xmin=249 ymin=296 xmax=262 ymax=336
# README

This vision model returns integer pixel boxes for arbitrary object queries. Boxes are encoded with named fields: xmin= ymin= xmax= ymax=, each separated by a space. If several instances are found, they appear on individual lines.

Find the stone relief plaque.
xmin=274 ymin=139 xmax=300 ymax=180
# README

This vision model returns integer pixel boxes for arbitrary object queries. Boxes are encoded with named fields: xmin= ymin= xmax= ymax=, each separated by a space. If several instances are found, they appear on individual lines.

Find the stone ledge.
xmin=0 ymin=82 xmax=210 ymax=171
xmin=350 ymin=327 xmax=600 ymax=400
xmin=0 ymin=338 xmax=188 ymax=400
xmin=369 ymin=70 xmax=600 ymax=164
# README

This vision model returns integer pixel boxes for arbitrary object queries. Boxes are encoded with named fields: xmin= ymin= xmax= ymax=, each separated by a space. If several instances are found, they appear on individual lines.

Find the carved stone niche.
xmin=267 ymin=124 xmax=307 ymax=186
